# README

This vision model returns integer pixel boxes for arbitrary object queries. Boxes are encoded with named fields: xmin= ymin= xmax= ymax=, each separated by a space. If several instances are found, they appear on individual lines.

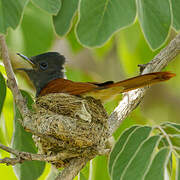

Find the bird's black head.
xmin=17 ymin=52 xmax=65 ymax=96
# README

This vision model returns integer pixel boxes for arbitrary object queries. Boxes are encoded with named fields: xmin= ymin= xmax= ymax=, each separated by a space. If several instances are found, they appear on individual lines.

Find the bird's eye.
xmin=40 ymin=62 xmax=48 ymax=70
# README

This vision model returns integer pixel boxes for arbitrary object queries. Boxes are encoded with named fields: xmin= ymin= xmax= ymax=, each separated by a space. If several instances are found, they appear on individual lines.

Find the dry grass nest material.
xmin=31 ymin=93 xmax=110 ymax=168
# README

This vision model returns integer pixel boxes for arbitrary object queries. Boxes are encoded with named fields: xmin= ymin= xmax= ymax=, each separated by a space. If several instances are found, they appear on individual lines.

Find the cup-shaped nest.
xmin=32 ymin=93 xmax=110 ymax=168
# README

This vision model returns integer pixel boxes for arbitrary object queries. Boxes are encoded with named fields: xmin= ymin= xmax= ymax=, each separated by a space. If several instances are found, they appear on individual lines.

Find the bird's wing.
xmin=39 ymin=78 xmax=100 ymax=96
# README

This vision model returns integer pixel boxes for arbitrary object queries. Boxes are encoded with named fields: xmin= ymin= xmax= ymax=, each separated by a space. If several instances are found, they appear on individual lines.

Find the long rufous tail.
xmin=108 ymin=72 xmax=175 ymax=92
xmin=85 ymin=72 xmax=175 ymax=102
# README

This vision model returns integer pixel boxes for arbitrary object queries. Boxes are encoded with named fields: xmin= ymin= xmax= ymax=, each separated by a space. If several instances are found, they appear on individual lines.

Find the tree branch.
xmin=55 ymin=157 xmax=89 ymax=180
xmin=0 ymin=35 xmax=33 ymax=130
xmin=0 ymin=142 xmax=90 ymax=179
xmin=0 ymin=143 xmax=75 ymax=166
xmin=0 ymin=157 xmax=23 ymax=166
xmin=108 ymin=33 xmax=180 ymax=135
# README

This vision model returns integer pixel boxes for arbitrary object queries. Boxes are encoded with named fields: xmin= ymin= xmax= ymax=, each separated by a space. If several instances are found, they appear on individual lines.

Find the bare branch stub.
xmin=138 ymin=63 xmax=151 ymax=74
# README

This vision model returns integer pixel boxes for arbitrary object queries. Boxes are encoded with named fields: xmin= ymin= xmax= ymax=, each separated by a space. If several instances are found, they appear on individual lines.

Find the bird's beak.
xmin=16 ymin=53 xmax=36 ymax=71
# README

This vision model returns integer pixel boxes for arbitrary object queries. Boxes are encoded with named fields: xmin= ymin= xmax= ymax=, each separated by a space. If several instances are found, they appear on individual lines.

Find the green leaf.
xmin=116 ymin=22 xmax=157 ymax=75
xmin=76 ymin=0 xmax=136 ymax=47
xmin=20 ymin=90 xmax=34 ymax=110
xmin=111 ymin=126 xmax=152 ymax=180
xmin=163 ymin=122 xmax=180 ymax=132
xmin=92 ymin=156 xmax=110 ymax=180
xmin=167 ymin=155 xmax=172 ymax=178
xmin=46 ymin=166 xmax=58 ymax=180
xmin=0 ymin=72 xmax=6 ymax=115
xmin=108 ymin=126 xmax=138 ymax=175
xmin=112 ymin=109 xmax=142 ymax=140
xmin=12 ymin=90 xmax=45 ymax=180
xmin=32 ymin=0 xmax=61 ymax=15
xmin=93 ymin=38 xmax=114 ymax=60
xmin=66 ymin=67 xmax=93 ymax=82
xmin=0 ymin=164 xmax=17 ymax=180
xmin=0 ymin=70 xmax=7 ymax=144
xmin=158 ymin=137 xmax=168 ymax=149
xmin=20 ymin=2 xmax=55 ymax=56
xmin=170 ymin=135 xmax=180 ymax=148
xmin=121 ymin=136 xmax=161 ymax=180
xmin=53 ymin=0 xmax=79 ymax=36
xmin=1 ymin=85 xmax=14 ymax=143
xmin=158 ymin=123 xmax=180 ymax=155
xmin=144 ymin=148 xmax=171 ymax=180
xmin=79 ymin=162 xmax=90 ymax=180
xmin=0 ymin=0 xmax=28 ymax=34
xmin=176 ymin=158 xmax=180 ymax=180
xmin=66 ymin=25 xmax=83 ymax=53
xmin=0 ymin=117 xmax=7 ymax=145
xmin=137 ymin=0 xmax=171 ymax=50
xmin=162 ymin=123 xmax=180 ymax=135
xmin=172 ymin=0 xmax=180 ymax=31
xmin=104 ymin=95 xmax=122 ymax=115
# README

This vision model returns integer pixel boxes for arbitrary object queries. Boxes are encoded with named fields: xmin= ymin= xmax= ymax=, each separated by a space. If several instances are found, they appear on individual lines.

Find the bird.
xmin=17 ymin=52 xmax=175 ymax=103
xmin=16 ymin=52 xmax=176 ymax=168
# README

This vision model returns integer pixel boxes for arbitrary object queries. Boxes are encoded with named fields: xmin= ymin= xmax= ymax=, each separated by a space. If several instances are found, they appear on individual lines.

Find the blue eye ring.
xmin=40 ymin=62 xmax=48 ymax=70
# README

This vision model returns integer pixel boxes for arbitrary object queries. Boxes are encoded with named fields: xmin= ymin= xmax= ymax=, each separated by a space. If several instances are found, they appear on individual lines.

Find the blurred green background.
xmin=0 ymin=2 xmax=180 ymax=180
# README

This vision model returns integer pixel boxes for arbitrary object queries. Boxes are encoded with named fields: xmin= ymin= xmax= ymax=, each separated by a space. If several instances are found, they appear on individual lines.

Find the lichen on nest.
xmin=31 ymin=93 xmax=110 ymax=168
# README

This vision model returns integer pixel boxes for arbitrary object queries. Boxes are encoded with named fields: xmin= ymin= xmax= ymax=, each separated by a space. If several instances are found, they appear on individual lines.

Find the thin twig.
xmin=108 ymin=33 xmax=180 ymax=135
xmin=0 ymin=157 xmax=23 ymax=166
xmin=0 ymin=143 xmax=21 ymax=156
xmin=0 ymin=143 xmax=76 ymax=165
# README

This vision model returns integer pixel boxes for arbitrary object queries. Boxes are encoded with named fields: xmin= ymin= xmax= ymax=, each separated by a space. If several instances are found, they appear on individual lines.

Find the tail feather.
xmin=83 ymin=72 xmax=175 ymax=102
xmin=107 ymin=72 xmax=175 ymax=92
